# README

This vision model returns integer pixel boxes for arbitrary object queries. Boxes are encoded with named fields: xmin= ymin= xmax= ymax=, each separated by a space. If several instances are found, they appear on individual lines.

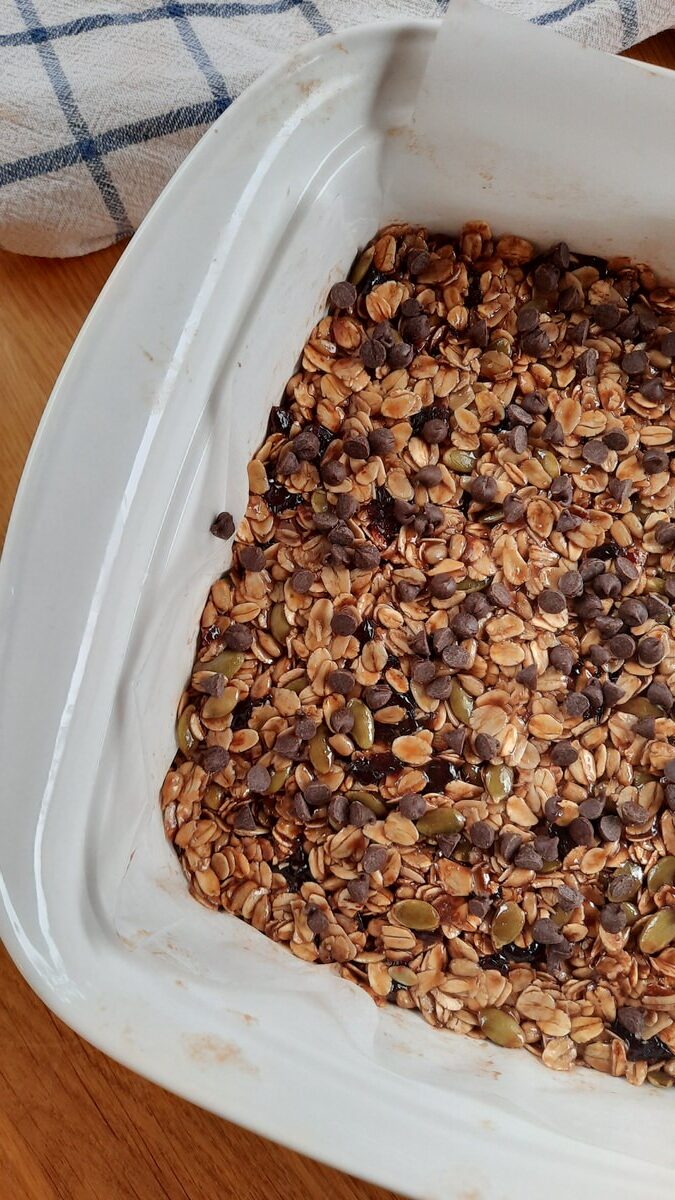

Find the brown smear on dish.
xmin=161 ymin=222 xmax=675 ymax=1087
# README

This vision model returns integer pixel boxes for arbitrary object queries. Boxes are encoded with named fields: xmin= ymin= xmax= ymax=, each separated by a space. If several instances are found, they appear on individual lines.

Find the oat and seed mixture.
xmin=161 ymin=222 xmax=675 ymax=1086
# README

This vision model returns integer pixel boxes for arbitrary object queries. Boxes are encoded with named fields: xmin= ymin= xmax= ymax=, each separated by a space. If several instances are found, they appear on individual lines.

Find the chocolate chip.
xmin=278 ymin=450 xmax=300 ymax=476
xmin=600 ymin=904 xmax=627 ymax=933
xmin=521 ymin=327 xmax=551 ymax=357
xmin=364 ymin=684 xmax=392 ymax=711
xmin=645 ymin=595 xmax=670 ymax=620
xmin=619 ymin=800 xmax=649 ymax=825
xmin=641 ymin=377 xmax=665 ymax=402
xmin=558 ymin=571 xmax=583 ymax=597
xmin=321 ymin=460 xmax=347 ymax=486
xmin=622 ymin=349 xmax=647 ymax=375
xmin=551 ymin=741 xmax=578 ymax=767
xmin=293 ymin=429 xmax=320 ymax=460
xmin=328 ymin=521 xmax=354 ymax=546
xmin=615 ymin=556 xmax=639 ymax=583
xmin=643 ymin=450 xmax=669 ymax=475
xmin=517 ymin=305 xmax=540 ymax=332
xmin=543 ymin=418 xmax=564 ymax=446
xmin=246 ymin=763 xmax=271 ymax=793
xmin=468 ymin=897 xmax=492 ymax=919
xmin=360 ymin=338 xmax=387 ymax=368
xmin=469 ymin=820 xmax=495 ymax=849
xmin=593 ymin=572 xmax=621 ymax=600
xmin=467 ymin=318 xmax=489 ymax=348
xmin=330 ymin=281 xmax=357 ymax=310
xmin=617 ymin=1007 xmax=646 ymax=1038
xmin=534 ymin=262 xmax=560 ymax=293
xmin=443 ymin=727 xmax=467 ymax=755
xmin=514 ymin=844 xmax=543 ymax=871
xmin=647 ymin=681 xmax=673 ymax=711
xmin=635 ymin=717 xmax=655 ymax=739
xmin=296 ymin=716 xmax=317 ymax=741
xmin=565 ymin=692 xmax=590 ymax=718
xmin=426 ymin=674 xmax=453 ymax=699
xmin=579 ymin=558 xmax=607 ymax=580
xmin=595 ymin=615 xmax=623 ymax=638
xmin=354 ymin=542 xmax=381 ymax=570
xmin=638 ymin=636 xmax=666 ymax=666
xmin=503 ymin=494 xmax=525 ymax=524
xmin=330 ymin=708 xmax=354 ymax=735
xmin=550 ymin=242 xmax=571 ymax=269
xmin=363 ymin=844 xmax=388 ymax=874
xmin=293 ymin=793 xmax=312 ymax=822
xmin=505 ymin=425 xmax=528 ymax=454
xmin=314 ymin=510 xmax=338 ymax=531
xmin=599 ymin=814 xmax=622 ymax=842
xmin=409 ymin=631 xmax=430 ymax=657
xmin=580 ymin=795 xmax=605 ymax=820
xmin=408 ymin=249 xmax=430 ymax=275
xmin=506 ymin=403 xmax=534 ymax=427
xmin=438 ymin=833 xmax=461 ymax=858
xmin=633 ymin=304 xmax=657 ymax=333
xmin=665 ymin=760 xmax=675 ymax=784
xmin=400 ymin=298 xmax=422 ymax=318
xmin=197 ymin=745 xmax=230 ymax=775
xmin=558 ymin=883 xmax=584 ymax=911
xmin=328 ymin=794 xmax=349 ymax=827
xmin=421 ymin=417 xmax=448 ymax=444
xmin=602 ymin=682 xmax=625 ymax=707
xmin=607 ymin=634 xmax=635 ymax=660
xmin=370 ymin=429 xmax=399 ymax=460
xmin=569 ymin=816 xmax=594 ymax=846
xmin=393 ymin=499 xmax=416 ymax=526
xmin=195 ymin=671 xmax=225 ymax=697
xmin=577 ymin=347 xmax=599 ymax=378
xmin=588 ymin=644 xmax=611 ymax=667
xmin=349 ymin=800 xmax=376 ymax=828
xmin=538 ymin=589 xmax=566 ymax=614
xmin=388 ymin=341 xmax=414 ymax=368
xmin=475 ymin=732 xmax=499 ymax=761
xmin=210 ymin=511 xmax=235 ymax=539
xmin=416 ymin=465 xmax=442 ymax=487
xmin=224 ymin=622 xmax=254 ymax=651
xmin=343 ymin=435 xmax=370 ymax=460
xmin=306 ymin=905 xmax=330 ymax=937
xmin=582 ymin=681 xmax=604 ymax=710
xmin=303 ymin=777 xmax=329 ymax=806
xmin=487 ymin=581 xmax=513 ymax=608
xmin=661 ymin=332 xmax=675 ymax=357
xmin=275 ymin=732 xmax=303 ymax=759
xmin=399 ymin=793 xmax=427 ymax=820
xmin=549 ymin=475 xmax=573 ymax=505
xmin=533 ymin=835 xmax=559 ymax=861
xmin=592 ymin=303 xmax=621 ymax=330
xmin=401 ymin=315 xmax=430 ymax=345
xmin=397 ymin=580 xmax=420 ymax=602
xmin=544 ymin=795 xmax=563 ymax=822
xmin=336 ymin=493 xmax=359 ymax=521
xmin=291 ymin=568 xmax=314 ymax=594
xmin=567 ymin=315 xmax=589 ymax=341
xmin=655 ymin=522 xmax=675 ymax=547
xmin=604 ymin=428 xmax=629 ymax=452
xmin=451 ymin=611 xmax=478 ymax=639
xmin=347 ymin=874 xmax=369 ymax=904
xmin=469 ymin=476 xmax=499 ymax=504
xmin=327 ymin=669 xmax=355 ymax=695
xmin=614 ymin=314 xmax=639 ymax=340
xmin=515 ymin=665 xmax=537 ymax=689
xmin=532 ymin=917 xmax=563 ymax=945
xmin=331 ymin=609 xmax=358 ymax=636
xmin=499 ymin=831 xmax=523 ymax=863
xmin=234 ymin=803 xmax=257 ymax=831
xmin=608 ymin=478 xmax=631 ymax=503
xmin=556 ymin=510 xmax=581 ymax=533
xmin=429 ymin=573 xmax=457 ymax=600
xmin=582 ymin=439 xmax=609 ymax=466
xmin=442 ymin=645 xmax=472 ymax=670
xmin=549 ymin=644 xmax=575 ymax=675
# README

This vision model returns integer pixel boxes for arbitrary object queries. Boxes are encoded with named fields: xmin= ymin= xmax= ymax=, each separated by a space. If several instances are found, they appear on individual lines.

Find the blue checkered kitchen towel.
xmin=0 ymin=0 xmax=672 ymax=256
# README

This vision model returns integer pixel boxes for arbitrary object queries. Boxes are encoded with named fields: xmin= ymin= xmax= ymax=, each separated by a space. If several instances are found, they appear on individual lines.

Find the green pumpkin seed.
xmin=311 ymin=489 xmax=328 ymax=514
xmin=552 ymin=906 xmax=568 ymax=928
xmin=638 ymin=908 xmax=675 ymax=955
xmin=309 ymin=726 xmax=333 ymax=775
xmin=645 ymin=576 xmax=665 ymax=594
xmin=633 ymin=770 xmax=656 ymax=785
xmin=647 ymin=856 xmax=675 ymax=894
xmin=479 ymin=1008 xmax=525 ymax=1049
xmin=202 ymin=687 xmax=239 ymax=719
xmin=203 ymin=783 xmax=225 ymax=811
xmin=450 ymin=682 xmax=474 ymax=725
xmin=455 ymin=576 xmax=489 ymax=593
xmin=491 ymin=901 xmax=525 ymax=950
xmin=489 ymin=336 xmax=512 ymax=357
xmin=453 ymin=837 xmax=472 ymax=863
xmin=348 ymin=699 xmax=375 ymax=750
xmin=286 ymin=673 xmax=309 ymax=694
xmin=202 ymin=650 xmax=245 ymax=679
xmin=349 ymin=247 xmax=373 ymax=287
xmin=484 ymin=763 xmax=514 ymax=802
xmin=481 ymin=506 xmax=504 ymax=526
xmin=607 ymin=861 xmax=642 ymax=902
xmin=346 ymin=788 xmax=386 ymax=818
xmin=618 ymin=697 xmax=662 ymax=718
xmin=268 ymin=765 xmax=291 ymax=794
xmin=392 ymin=899 xmax=439 ymax=932
xmin=177 ymin=704 xmax=198 ymax=757
xmin=270 ymin=602 xmax=291 ymax=644
xmin=620 ymin=902 xmax=640 ymax=926
xmin=389 ymin=965 xmax=417 ymax=987
xmin=417 ymin=806 xmax=465 ymax=837
xmin=463 ymin=764 xmax=483 ymax=787
xmin=539 ymin=859 xmax=560 ymax=874
xmin=442 ymin=449 xmax=476 ymax=474
xmin=648 ymin=1070 xmax=673 ymax=1088
xmin=535 ymin=448 xmax=560 ymax=479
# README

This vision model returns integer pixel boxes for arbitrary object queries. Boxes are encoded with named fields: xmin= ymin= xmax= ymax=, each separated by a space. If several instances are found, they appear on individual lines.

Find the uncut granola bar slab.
xmin=161 ymin=222 xmax=675 ymax=1087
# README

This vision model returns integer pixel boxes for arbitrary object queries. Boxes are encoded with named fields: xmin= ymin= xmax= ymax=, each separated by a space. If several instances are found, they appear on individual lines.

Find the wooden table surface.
xmin=1 ymin=28 xmax=674 ymax=1199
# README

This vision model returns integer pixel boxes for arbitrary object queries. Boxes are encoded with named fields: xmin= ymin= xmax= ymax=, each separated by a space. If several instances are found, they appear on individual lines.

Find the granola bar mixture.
xmin=161 ymin=223 xmax=675 ymax=1086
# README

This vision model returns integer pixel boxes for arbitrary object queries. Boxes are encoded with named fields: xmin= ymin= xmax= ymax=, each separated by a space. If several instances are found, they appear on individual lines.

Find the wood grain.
xmin=1 ymin=30 xmax=674 ymax=1196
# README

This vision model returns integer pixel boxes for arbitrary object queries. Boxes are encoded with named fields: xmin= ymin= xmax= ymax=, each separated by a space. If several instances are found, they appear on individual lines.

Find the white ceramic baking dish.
xmin=2 ymin=4 xmax=675 ymax=1196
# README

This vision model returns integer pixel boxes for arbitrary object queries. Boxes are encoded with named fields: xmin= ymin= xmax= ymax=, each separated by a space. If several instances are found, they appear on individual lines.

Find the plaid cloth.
xmin=0 ymin=0 xmax=672 ymax=256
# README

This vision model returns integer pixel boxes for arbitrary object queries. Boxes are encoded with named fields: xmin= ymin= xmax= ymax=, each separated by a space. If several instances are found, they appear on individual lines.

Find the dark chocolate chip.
xmin=538 ymin=588 xmax=566 ymax=614
xmin=600 ymin=904 xmax=627 ymax=932
xmin=568 ymin=816 xmax=594 ymax=846
xmin=399 ymin=793 xmax=427 ymax=821
xmin=210 ymin=511 xmax=235 ymax=540
xmin=638 ymin=636 xmax=666 ymax=666
xmin=514 ymin=844 xmax=543 ymax=871
xmin=558 ymin=884 xmax=584 ymax=911
xmin=532 ymin=917 xmax=563 ymax=945
xmin=550 ymin=741 xmax=578 ymax=767
xmin=331 ymin=708 xmax=354 ymax=735
xmin=469 ymin=820 xmax=496 ymax=849
xmin=642 ymin=450 xmax=669 ymax=475
xmin=604 ymin=428 xmax=629 ymax=452
xmin=347 ymin=874 xmax=369 ymax=904
xmin=360 ymin=338 xmax=387 ymax=369
xmin=549 ymin=644 xmax=575 ymax=675
xmin=607 ymin=633 xmax=635 ymax=660
xmin=224 ymin=622 xmax=254 ymax=651
xmin=291 ymin=568 xmax=314 ymax=594
xmin=429 ymin=573 xmax=457 ymax=600
xmin=327 ymin=669 xmax=355 ymax=695
xmin=582 ymin=439 xmax=609 ymax=466
xmin=331 ymin=609 xmax=358 ymax=636
xmin=474 ymin=732 xmax=499 ymax=761
xmin=246 ymin=763 xmax=271 ymax=793
xmin=363 ymin=844 xmax=388 ymax=874
xmin=622 ymin=349 xmax=647 ymax=375
xmin=515 ymin=665 xmax=537 ymax=689
xmin=503 ymin=494 xmax=525 ymax=524
xmin=364 ymin=684 xmax=392 ymax=710
xmin=599 ymin=814 xmax=622 ymax=842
